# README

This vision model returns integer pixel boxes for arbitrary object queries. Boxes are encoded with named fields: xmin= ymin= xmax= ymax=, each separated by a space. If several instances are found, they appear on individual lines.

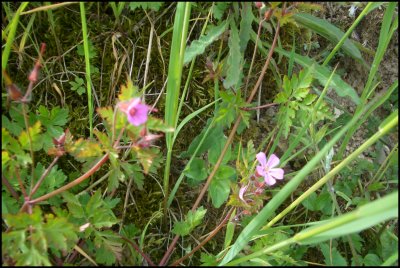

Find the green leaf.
xmin=223 ymin=21 xmax=242 ymax=90
xmin=293 ymin=13 xmax=364 ymax=63
xmin=363 ymin=253 xmax=382 ymax=266
xmin=212 ymin=2 xmax=229 ymax=20
xmin=108 ymin=167 xmax=125 ymax=192
xmin=77 ymin=40 xmax=96 ymax=58
xmin=183 ymin=158 xmax=208 ymax=186
xmin=238 ymin=2 xmax=253 ymax=53
xmin=118 ymin=77 xmax=140 ymax=101
xmin=146 ymin=117 xmax=174 ymax=133
xmin=180 ymin=119 xmax=224 ymax=158
xmin=172 ymin=206 xmax=207 ymax=236
xmin=209 ymin=175 xmax=230 ymax=208
xmin=43 ymin=214 xmax=78 ymax=251
xmin=129 ymin=2 xmax=163 ymax=11
xmin=320 ymin=243 xmax=347 ymax=266
xmin=208 ymin=136 xmax=231 ymax=165
xmin=18 ymin=121 xmax=42 ymax=151
xmin=252 ymin=31 xmax=361 ymax=104
xmin=65 ymin=138 xmax=103 ymax=161
xmin=184 ymin=20 xmax=228 ymax=64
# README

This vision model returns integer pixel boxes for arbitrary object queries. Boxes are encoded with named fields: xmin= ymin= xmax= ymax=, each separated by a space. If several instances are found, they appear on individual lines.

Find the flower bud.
xmin=255 ymin=2 xmax=263 ymax=9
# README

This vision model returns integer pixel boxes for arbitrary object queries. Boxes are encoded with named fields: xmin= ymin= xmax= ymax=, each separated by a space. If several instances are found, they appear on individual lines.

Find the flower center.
xmin=264 ymin=166 xmax=270 ymax=173
xmin=129 ymin=107 xmax=137 ymax=117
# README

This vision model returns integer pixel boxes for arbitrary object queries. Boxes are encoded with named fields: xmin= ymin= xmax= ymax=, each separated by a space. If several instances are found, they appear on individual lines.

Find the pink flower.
xmin=119 ymin=98 xmax=150 ymax=126
xmin=255 ymin=152 xmax=284 ymax=186
xmin=239 ymin=184 xmax=249 ymax=204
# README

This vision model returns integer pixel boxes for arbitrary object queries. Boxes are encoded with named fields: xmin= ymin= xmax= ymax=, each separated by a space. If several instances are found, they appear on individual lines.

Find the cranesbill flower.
xmin=119 ymin=98 xmax=150 ymax=126
xmin=256 ymin=152 xmax=284 ymax=186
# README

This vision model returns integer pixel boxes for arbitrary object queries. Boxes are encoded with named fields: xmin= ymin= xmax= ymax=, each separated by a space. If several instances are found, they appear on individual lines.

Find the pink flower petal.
xmin=264 ymin=173 xmax=276 ymax=186
xmin=256 ymin=152 xmax=267 ymax=166
xmin=239 ymin=184 xmax=248 ymax=203
xmin=127 ymin=98 xmax=141 ymax=110
xmin=269 ymin=168 xmax=284 ymax=180
xmin=266 ymin=154 xmax=280 ymax=168
xmin=256 ymin=165 xmax=266 ymax=177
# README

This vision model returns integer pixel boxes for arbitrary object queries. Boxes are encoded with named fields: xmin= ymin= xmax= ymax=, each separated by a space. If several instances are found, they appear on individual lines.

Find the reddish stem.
xmin=119 ymin=235 xmax=156 ymax=266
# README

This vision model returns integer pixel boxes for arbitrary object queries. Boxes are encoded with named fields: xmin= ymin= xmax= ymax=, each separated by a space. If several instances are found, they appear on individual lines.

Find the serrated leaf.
xmin=146 ymin=117 xmax=174 ymax=132
xmin=184 ymin=20 xmax=228 ymax=64
xmin=108 ymin=167 xmax=125 ymax=192
xmin=252 ymin=31 xmax=361 ymax=104
xmin=131 ymin=146 xmax=158 ymax=174
xmin=238 ymin=2 xmax=253 ymax=53
xmin=93 ymin=129 xmax=110 ymax=148
xmin=65 ymin=138 xmax=103 ymax=160
xmin=223 ymin=21 xmax=242 ymax=90
xmin=43 ymin=214 xmax=78 ymax=251
xmin=118 ymin=77 xmax=140 ymax=101
xmin=18 ymin=121 xmax=42 ymax=151
xmin=302 ymin=93 xmax=318 ymax=105
xmin=274 ymin=92 xmax=288 ymax=104
xmin=213 ymin=2 xmax=229 ymax=20
xmin=293 ymin=87 xmax=309 ymax=100
xmin=172 ymin=207 xmax=207 ymax=236
xmin=129 ymin=2 xmax=163 ymax=11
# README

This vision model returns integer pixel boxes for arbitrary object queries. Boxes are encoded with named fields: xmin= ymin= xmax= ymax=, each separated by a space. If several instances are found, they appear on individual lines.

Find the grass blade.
xmin=293 ymin=12 xmax=364 ymax=64
xmin=2 ymin=2 xmax=29 ymax=70
xmin=79 ymin=2 xmax=94 ymax=139
xmin=163 ymin=2 xmax=192 ymax=214
xmin=251 ymin=30 xmax=361 ymax=105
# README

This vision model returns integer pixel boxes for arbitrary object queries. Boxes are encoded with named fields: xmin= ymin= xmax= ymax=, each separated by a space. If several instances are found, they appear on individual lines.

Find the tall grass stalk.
xmin=79 ymin=2 xmax=94 ymax=138
xmin=2 ymin=2 xmax=29 ymax=70
xmin=163 ymin=2 xmax=191 ymax=215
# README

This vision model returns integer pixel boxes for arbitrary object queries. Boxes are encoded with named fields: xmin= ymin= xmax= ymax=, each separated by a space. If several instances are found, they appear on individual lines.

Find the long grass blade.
xmin=163 ymin=2 xmax=192 ymax=214
xmin=2 ymin=2 xmax=29 ymax=70
xmin=79 ymin=2 xmax=94 ymax=139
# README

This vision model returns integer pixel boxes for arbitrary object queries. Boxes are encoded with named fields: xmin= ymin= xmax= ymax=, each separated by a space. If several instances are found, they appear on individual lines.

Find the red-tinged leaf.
xmin=131 ymin=146 xmax=158 ymax=174
xmin=97 ymin=106 xmax=126 ymax=130
xmin=94 ymin=129 xmax=111 ymax=149
xmin=65 ymin=138 xmax=103 ymax=160
xmin=18 ymin=121 xmax=42 ymax=151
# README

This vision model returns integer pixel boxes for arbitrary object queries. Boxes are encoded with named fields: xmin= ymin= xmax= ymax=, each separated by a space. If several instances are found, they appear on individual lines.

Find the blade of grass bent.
xmin=80 ymin=2 xmax=94 ymax=139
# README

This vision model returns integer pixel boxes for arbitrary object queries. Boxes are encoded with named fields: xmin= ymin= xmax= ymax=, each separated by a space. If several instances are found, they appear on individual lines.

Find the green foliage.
xmin=223 ymin=20 xmax=242 ymax=90
xmin=293 ymin=13 xmax=364 ymax=63
xmin=209 ymin=166 xmax=233 ymax=208
xmin=319 ymin=242 xmax=347 ymax=266
xmin=184 ymin=20 xmax=229 ymax=65
xmin=129 ymin=2 xmax=163 ymax=11
xmin=77 ymin=39 xmax=96 ymax=58
xmin=69 ymin=76 xmax=86 ymax=95
xmin=2 ymin=207 xmax=78 ymax=266
xmin=172 ymin=206 xmax=207 ymax=236
xmin=184 ymin=158 xmax=208 ymax=186
xmin=238 ymin=2 xmax=253 ymax=53
xmin=212 ymin=2 xmax=230 ymax=20
xmin=216 ymin=91 xmax=250 ymax=128
xmin=35 ymin=105 xmax=69 ymax=150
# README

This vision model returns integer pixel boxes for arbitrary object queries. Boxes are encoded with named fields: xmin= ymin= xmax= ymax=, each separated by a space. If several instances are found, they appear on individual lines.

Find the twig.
xmin=239 ymin=102 xmax=277 ymax=111
xmin=29 ymin=156 xmax=60 ymax=198
xmin=2 ymin=174 xmax=20 ymax=200
xmin=119 ymin=235 xmax=156 ymax=266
